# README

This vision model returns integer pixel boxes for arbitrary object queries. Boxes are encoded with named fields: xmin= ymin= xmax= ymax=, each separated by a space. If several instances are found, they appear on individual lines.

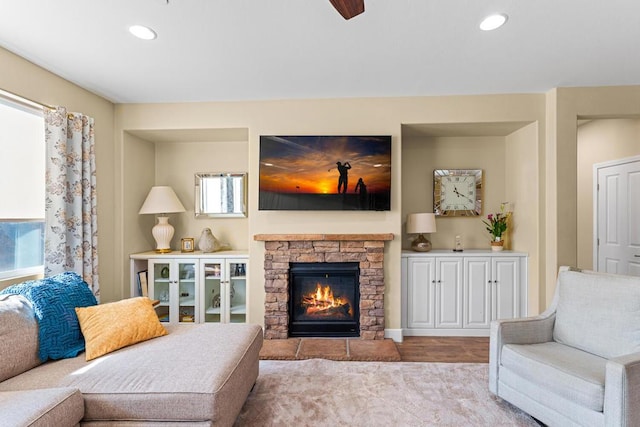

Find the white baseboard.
xmin=384 ymin=329 xmax=403 ymax=342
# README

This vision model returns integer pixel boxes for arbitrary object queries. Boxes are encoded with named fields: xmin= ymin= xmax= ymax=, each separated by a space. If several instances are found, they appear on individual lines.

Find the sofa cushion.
xmin=0 ymin=387 xmax=84 ymax=427
xmin=75 ymin=297 xmax=167 ymax=361
xmin=0 ymin=271 xmax=98 ymax=361
xmin=0 ymin=323 xmax=263 ymax=425
xmin=552 ymin=270 xmax=640 ymax=359
xmin=0 ymin=294 xmax=41 ymax=381
xmin=501 ymin=342 xmax=607 ymax=411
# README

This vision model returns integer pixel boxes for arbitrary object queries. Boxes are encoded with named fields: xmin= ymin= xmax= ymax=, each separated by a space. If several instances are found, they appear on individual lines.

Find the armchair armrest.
xmin=489 ymin=312 xmax=556 ymax=394
xmin=604 ymin=352 xmax=640 ymax=427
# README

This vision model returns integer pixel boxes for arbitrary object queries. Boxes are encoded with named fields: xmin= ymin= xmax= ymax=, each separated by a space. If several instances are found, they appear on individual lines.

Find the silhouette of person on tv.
xmin=355 ymin=177 xmax=367 ymax=209
xmin=336 ymin=161 xmax=351 ymax=194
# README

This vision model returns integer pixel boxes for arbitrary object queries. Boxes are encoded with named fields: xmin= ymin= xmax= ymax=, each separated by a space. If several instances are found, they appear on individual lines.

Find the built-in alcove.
xmin=122 ymin=127 xmax=250 ymax=290
xmin=400 ymin=121 xmax=539 ymax=311
xmin=401 ymin=121 xmax=536 ymax=248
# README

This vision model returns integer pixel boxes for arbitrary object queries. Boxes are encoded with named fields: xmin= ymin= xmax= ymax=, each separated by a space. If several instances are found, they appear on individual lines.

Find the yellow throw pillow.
xmin=75 ymin=297 xmax=167 ymax=361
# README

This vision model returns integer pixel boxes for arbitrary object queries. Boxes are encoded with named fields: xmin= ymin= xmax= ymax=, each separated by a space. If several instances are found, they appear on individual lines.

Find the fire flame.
xmin=302 ymin=283 xmax=349 ymax=315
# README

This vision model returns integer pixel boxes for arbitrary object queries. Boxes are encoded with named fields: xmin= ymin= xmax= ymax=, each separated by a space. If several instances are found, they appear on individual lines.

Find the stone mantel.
xmin=254 ymin=233 xmax=394 ymax=242
xmin=255 ymin=233 xmax=394 ymax=340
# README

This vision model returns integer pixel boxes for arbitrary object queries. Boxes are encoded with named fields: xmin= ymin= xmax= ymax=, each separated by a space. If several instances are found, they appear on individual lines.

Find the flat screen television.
xmin=259 ymin=135 xmax=391 ymax=211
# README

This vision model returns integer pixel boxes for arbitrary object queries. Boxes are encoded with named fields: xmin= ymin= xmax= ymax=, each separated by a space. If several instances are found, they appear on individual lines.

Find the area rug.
xmin=259 ymin=338 xmax=402 ymax=361
xmin=234 ymin=359 xmax=538 ymax=426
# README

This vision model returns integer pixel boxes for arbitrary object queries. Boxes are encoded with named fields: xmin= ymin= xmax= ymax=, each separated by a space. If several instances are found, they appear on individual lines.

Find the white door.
xmin=595 ymin=156 xmax=640 ymax=276
xmin=435 ymin=258 xmax=463 ymax=328
xmin=492 ymin=258 xmax=520 ymax=320
xmin=463 ymin=257 xmax=491 ymax=328
xmin=407 ymin=258 xmax=436 ymax=328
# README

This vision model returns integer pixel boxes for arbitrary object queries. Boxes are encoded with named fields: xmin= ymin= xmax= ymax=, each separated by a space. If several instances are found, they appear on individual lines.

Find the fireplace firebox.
xmin=289 ymin=262 xmax=360 ymax=338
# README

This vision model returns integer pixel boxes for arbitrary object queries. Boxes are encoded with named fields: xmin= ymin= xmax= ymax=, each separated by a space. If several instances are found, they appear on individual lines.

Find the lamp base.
xmin=411 ymin=234 xmax=432 ymax=252
xmin=152 ymin=216 xmax=175 ymax=253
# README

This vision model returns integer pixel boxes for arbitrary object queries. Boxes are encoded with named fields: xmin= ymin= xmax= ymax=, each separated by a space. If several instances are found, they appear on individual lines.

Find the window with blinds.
xmin=0 ymin=91 xmax=45 ymax=279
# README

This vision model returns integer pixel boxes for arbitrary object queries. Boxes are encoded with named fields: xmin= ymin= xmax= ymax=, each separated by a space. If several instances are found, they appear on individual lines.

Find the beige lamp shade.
xmin=139 ymin=186 xmax=186 ymax=253
xmin=406 ymin=213 xmax=437 ymax=234
xmin=407 ymin=213 xmax=436 ymax=252
xmin=139 ymin=186 xmax=186 ymax=215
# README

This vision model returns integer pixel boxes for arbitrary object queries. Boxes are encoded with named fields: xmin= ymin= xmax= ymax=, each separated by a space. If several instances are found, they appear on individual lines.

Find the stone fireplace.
xmin=254 ymin=234 xmax=394 ymax=340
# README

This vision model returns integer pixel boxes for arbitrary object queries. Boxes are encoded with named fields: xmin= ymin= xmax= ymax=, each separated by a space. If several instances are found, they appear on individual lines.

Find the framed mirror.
xmin=195 ymin=172 xmax=247 ymax=218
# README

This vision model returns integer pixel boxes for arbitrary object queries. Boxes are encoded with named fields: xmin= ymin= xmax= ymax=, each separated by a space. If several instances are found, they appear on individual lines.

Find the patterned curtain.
xmin=44 ymin=107 xmax=99 ymax=299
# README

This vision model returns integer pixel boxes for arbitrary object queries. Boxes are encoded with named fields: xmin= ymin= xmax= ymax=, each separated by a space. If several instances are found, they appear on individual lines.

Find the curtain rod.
xmin=0 ymin=87 xmax=56 ymax=111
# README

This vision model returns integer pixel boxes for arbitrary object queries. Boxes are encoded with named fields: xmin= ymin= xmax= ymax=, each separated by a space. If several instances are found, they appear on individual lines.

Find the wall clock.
xmin=433 ymin=169 xmax=483 ymax=217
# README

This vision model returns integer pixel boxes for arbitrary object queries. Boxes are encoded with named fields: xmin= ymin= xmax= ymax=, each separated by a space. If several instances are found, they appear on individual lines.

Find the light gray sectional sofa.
xmin=0 ymin=293 xmax=263 ymax=426
xmin=490 ymin=266 xmax=640 ymax=427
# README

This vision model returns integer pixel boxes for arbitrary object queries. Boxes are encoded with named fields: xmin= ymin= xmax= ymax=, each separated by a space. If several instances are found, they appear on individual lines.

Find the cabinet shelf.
xmin=206 ymin=304 xmax=246 ymax=315
xmin=179 ymin=296 xmax=195 ymax=306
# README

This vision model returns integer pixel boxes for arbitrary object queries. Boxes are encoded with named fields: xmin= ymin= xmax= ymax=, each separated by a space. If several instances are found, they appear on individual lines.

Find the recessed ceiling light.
xmin=479 ymin=14 xmax=508 ymax=31
xmin=129 ymin=25 xmax=157 ymax=40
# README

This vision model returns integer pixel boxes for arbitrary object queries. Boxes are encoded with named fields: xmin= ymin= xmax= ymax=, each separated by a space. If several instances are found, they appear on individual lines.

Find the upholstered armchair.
xmin=489 ymin=266 xmax=640 ymax=427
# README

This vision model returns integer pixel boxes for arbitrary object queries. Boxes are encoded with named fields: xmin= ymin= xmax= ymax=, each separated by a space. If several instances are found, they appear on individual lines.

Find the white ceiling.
xmin=1 ymin=0 xmax=639 ymax=104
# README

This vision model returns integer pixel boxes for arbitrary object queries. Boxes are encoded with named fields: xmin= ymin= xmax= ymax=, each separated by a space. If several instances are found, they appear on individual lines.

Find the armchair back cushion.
xmin=553 ymin=270 xmax=640 ymax=359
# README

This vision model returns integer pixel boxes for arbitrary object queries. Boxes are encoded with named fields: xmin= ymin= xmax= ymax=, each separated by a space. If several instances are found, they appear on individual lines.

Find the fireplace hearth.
xmin=289 ymin=262 xmax=359 ymax=338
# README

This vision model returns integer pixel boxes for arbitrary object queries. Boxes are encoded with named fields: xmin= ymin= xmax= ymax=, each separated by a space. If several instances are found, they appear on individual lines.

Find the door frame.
xmin=593 ymin=154 xmax=640 ymax=271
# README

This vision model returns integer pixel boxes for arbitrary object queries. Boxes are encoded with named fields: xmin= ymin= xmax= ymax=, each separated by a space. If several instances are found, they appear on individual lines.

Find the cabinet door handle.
xmin=431 ymin=280 xmax=436 ymax=284
xmin=437 ymin=280 xmax=442 ymax=284
xmin=635 ymin=255 xmax=640 ymax=257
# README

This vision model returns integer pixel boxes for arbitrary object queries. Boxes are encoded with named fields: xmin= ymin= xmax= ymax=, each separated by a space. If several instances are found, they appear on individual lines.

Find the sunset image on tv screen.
xmin=259 ymin=135 xmax=391 ymax=211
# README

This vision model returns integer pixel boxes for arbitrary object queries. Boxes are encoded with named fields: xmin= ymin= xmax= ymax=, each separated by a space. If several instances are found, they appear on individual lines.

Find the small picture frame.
xmin=181 ymin=237 xmax=195 ymax=253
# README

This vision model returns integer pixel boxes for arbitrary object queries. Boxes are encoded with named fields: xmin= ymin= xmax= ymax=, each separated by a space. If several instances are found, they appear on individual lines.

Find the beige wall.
xmin=576 ymin=119 xmax=640 ymax=269
xmin=114 ymin=95 xmax=546 ymax=331
xmin=0 ymin=47 xmax=117 ymax=301
xmin=506 ymin=122 xmax=540 ymax=314
xmin=122 ymin=132 xmax=156 ymax=256
xmin=546 ymin=86 xmax=640 ymax=307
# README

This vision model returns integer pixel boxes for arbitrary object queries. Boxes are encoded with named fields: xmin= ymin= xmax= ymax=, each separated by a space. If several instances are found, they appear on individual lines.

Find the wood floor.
xmin=395 ymin=336 xmax=490 ymax=363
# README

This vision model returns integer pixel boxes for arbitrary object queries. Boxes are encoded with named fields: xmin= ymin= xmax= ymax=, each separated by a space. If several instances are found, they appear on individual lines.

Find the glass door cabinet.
xmin=148 ymin=259 xmax=199 ymax=324
xmin=200 ymin=259 xmax=247 ymax=323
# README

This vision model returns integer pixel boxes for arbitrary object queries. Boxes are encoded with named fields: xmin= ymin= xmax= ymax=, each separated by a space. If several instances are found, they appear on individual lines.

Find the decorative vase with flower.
xmin=483 ymin=206 xmax=509 ymax=252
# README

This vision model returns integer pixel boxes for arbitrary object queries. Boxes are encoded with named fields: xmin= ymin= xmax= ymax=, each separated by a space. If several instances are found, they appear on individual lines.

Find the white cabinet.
xmin=407 ymin=256 xmax=463 ymax=330
xmin=402 ymin=250 xmax=527 ymax=337
xmin=130 ymin=251 xmax=248 ymax=325
xmin=464 ymin=257 xmax=522 ymax=329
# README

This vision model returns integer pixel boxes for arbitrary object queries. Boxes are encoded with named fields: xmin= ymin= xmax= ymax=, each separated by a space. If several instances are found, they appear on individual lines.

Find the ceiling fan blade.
xmin=329 ymin=0 xmax=365 ymax=20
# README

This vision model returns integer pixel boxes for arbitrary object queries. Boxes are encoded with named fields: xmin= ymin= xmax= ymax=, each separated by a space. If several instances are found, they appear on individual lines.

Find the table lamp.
xmin=406 ymin=213 xmax=437 ymax=252
xmin=139 ymin=186 xmax=186 ymax=253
